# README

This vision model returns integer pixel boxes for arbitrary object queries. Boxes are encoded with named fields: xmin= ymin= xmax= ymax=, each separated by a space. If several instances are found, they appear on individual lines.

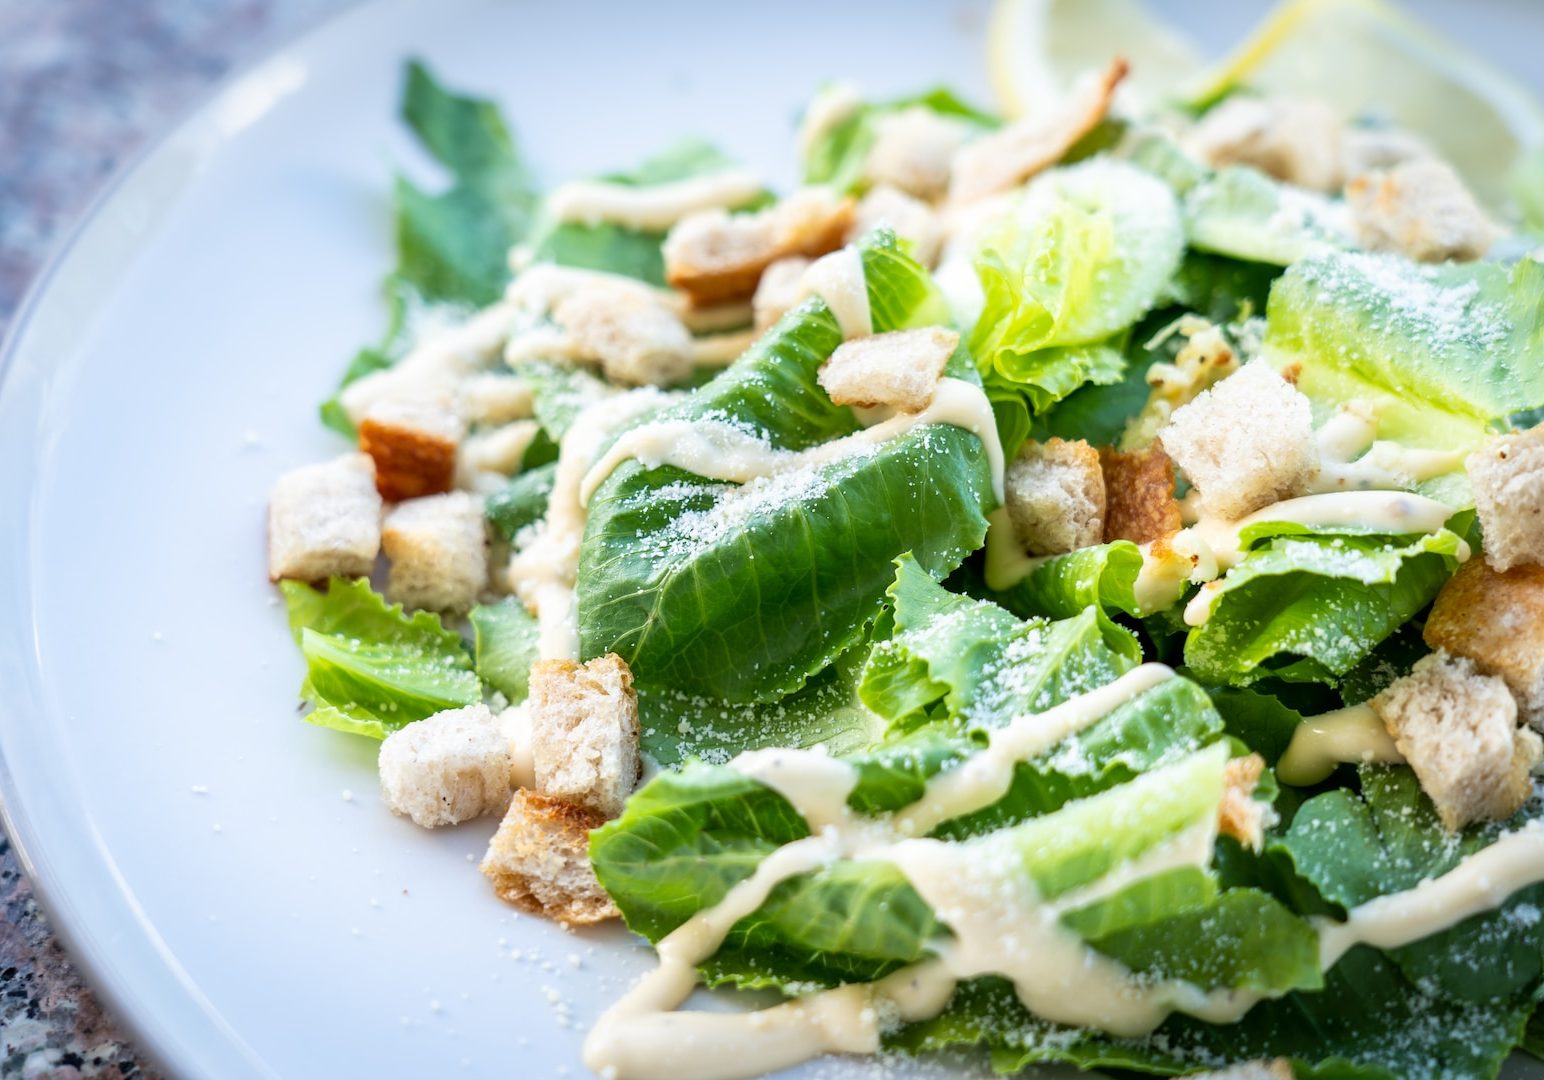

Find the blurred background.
xmin=0 ymin=0 xmax=1541 ymax=1074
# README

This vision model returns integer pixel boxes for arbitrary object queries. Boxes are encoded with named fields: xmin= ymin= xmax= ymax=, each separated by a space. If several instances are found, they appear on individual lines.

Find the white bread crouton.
xmin=358 ymin=398 xmax=465 ymax=503
xmin=663 ymin=188 xmax=854 ymax=306
xmin=1099 ymin=446 xmax=1181 ymax=545
xmin=1218 ymin=753 xmax=1271 ymax=851
xmin=1005 ymin=437 xmax=1106 ymax=556
xmin=528 ymin=654 xmax=641 ymax=820
xmin=551 ymin=283 xmax=695 ymax=387
xmin=378 ymin=704 xmax=511 ymax=828
xmin=850 ymin=184 xmax=944 ymax=267
xmin=865 ymin=107 xmax=972 ymax=201
xmin=752 ymin=256 xmax=812 ymax=331
xmin=381 ymin=491 xmax=488 ymax=614
xmin=1425 ymin=559 xmax=1544 ymax=730
xmin=949 ymin=58 xmax=1126 ymax=202
xmin=817 ymin=327 xmax=959 ymax=413
xmin=1186 ymin=96 xmax=1345 ymax=192
xmin=457 ymin=420 xmax=542 ymax=494
xmin=267 ymin=453 xmax=382 ymax=582
xmin=1371 ymin=650 xmax=1542 ymax=831
xmin=1346 ymin=159 xmax=1498 ymax=263
xmin=1158 ymin=361 xmax=1317 ymax=520
xmin=461 ymin=373 xmax=534 ymax=426
xmin=1466 ymin=423 xmax=1544 ymax=572
xmin=481 ymin=789 xmax=618 ymax=927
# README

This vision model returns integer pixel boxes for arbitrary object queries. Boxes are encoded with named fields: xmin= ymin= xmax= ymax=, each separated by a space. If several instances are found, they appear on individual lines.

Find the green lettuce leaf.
xmin=280 ymin=578 xmax=480 ymax=739
xmin=468 ymin=598 xmax=540 ymax=702
xmin=989 ymin=540 xmax=1144 ymax=624
xmin=1183 ymin=527 xmax=1467 ymax=687
xmin=1264 ymin=251 xmax=1544 ymax=460
xmin=525 ymin=139 xmax=762 ymax=285
xmin=1185 ymin=166 xmax=1354 ymax=266
xmin=968 ymin=159 xmax=1184 ymax=412
xmin=485 ymin=461 xmax=557 ymax=541
xmin=578 ymin=233 xmax=991 ymax=703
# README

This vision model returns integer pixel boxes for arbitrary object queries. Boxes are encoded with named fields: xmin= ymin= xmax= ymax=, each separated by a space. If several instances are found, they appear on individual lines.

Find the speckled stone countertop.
xmin=0 ymin=5 xmax=348 ymax=1073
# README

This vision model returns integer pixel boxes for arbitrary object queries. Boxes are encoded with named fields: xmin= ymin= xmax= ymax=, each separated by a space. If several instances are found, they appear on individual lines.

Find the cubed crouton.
xmin=1190 ymin=1062 xmax=1294 ymax=1080
xmin=461 ymin=373 xmax=534 ymax=426
xmin=817 ymin=327 xmax=959 ymax=413
xmin=481 ymin=789 xmax=618 ymax=927
xmin=358 ymin=399 xmax=465 ymax=503
xmin=1218 ymin=753 xmax=1271 ymax=851
xmin=1005 ymin=437 xmax=1106 ymax=556
xmin=1467 ymin=423 xmax=1544 ymax=572
xmin=752 ymin=256 xmax=812 ymax=331
xmin=1157 ymin=361 xmax=1317 ymax=520
xmin=850 ymin=184 xmax=944 ymax=267
xmin=528 ymin=654 xmax=641 ymax=820
xmin=1186 ymin=96 xmax=1345 ymax=192
xmin=551 ymin=284 xmax=695 ymax=387
xmin=1371 ymin=650 xmax=1542 ymax=831
xmin=663 ymin=188 xmax=854 ymax=306
xmin=381 ymin=491 xmax=488 ymax=614
xmin=1425 ymin=558 xmax=1544 ymax=729
xmin=378 ymin=704 xmax=511 ymax=828
xmin=949 ymin=58 xmax=1126 ymax=202
xmin=267 ymin=453 xmax=382 ymax=582
xmin=865 ymin=107 xmax=972 ymax=201
xmin=1099 ymin=446 xmax=1181 ymax=544
xmin=1346 ymin=159 xmax=1498 ymax=263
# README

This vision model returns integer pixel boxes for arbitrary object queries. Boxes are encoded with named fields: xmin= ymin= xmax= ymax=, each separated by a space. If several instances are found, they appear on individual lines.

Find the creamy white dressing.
xmin=1276 ymin=704 xmax=1405 ymax=786
xmin=578 ymin=376 xmax=1005 ymax=510
xmin=507 ymin=389 xmax=672 ymax=660
xmin=544 ymin=170 xmax=765 ymax=231
xmin=500 ymin=703 xmax=536 ymax=790
xmin=1311 ymin=442 xmax=1469 ymax=492
xmin=982 ymin=508 xmax=1048 ymax=592
xmin=802 ymin=248 xmax=872 ymax=340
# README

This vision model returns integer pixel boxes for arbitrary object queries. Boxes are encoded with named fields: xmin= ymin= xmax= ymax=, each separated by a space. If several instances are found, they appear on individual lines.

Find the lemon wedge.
xmin=1184 ymin=0 xmax=1544 ymax=210
xmin=985 ymin=0 xmax=1199 ymax=118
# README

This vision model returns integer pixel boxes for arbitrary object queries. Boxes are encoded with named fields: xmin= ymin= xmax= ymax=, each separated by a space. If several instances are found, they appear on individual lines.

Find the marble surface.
xmin=0 ymin=5 xmax=349 ymax=1073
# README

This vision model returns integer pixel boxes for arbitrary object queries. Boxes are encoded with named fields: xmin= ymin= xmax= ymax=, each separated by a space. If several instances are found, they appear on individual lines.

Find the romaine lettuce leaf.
xmin=578 ymin=233 xmax=991 ymax=703
xmin=485 ymin=461 xmax=557 ymax=541
xmin=280 ymin=577 xmax=480 ymax=739
xmin=1185 ymin=166 xmax=1354 ymax=266
xmin=988 ymin=540 xmax=1144 ymax=624
xmin=968 ymin=160 xmax=1184 ymax=412
xmin=1264 ymin=251 xmax=1544 ymax=458
xmin=468 ymin=598 xmax=540 ymax=702
xmin=1183 ymin=526 xmax=1467 ymax=688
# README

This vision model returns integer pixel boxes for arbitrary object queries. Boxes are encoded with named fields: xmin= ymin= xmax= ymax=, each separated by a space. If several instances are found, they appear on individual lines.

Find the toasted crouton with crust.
xmin=359 ymin=399 xmax=464 ymax=503
xmin=850 ymin=184 xmax=944 ymax=267
xmin=1005 ymin=438 xmax=1106 ymax=556
xmin=818 ymin=327 xmax=959 ymax=413
xmin=378 ymin=704 xmax=511 ymax=828
xmin=1371 ymin=650 xmax=1542 ymax=831
xmin=1467 ymin=423 xmax=1544 ymax=572
xmin=1158 ymin=361 xmax=1317 ymax=520
xmin=1425 ymin=559 xmax=1544 ymax=730
xmin=864 ymin=107 xmax=971 ymax=201
xmin=663 ymin=188 xmax=854 ymax=306
xmin=267 ymin=453 xmax=383 ymax=582
xmin=1099 ymin=446 xmax=1181 ymax=544
xmin=528 ymin=654 xmax=641 ymax=820
xmin=381 ymin=491 xmax=488 ymax=614
xmin=1218 ymin=754 xmax=1271 ymax=851
xmin=1186 ymin=96 xmax=1345 ymax=192
xmin=481 ymin=790 xmax=618 ymax=927
xmin=948 ymin=58 xmax=1126 ymax=202
xmin=1346 ymin=159 xmax=1498 ymax=263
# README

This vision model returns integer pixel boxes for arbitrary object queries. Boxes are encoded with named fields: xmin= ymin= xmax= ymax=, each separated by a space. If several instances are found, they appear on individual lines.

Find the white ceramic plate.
xmin=3 ymin=2 xmax=1542 ymax=1078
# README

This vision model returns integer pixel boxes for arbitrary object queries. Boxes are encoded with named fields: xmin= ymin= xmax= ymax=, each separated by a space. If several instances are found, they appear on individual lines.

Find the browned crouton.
xmin=949 ymin=57 xmax=1127 ymax=202
xmin=1218 ymin=754 xmax=1270 ymax=851
xmin=1371 ymin=650 xmax=1541 ymax=831
xmin=663 ymin=188 xmax=854 ymax=306
xmin=358 ymin=399 xmax=464 ymax=502
xmin=1099 ymin=446 xmax=1181 ymax=544
xmin=1346 ymin=159 xmax=1498 ymax=263
xmin=1187 ymin=95 xmax=1345 ymax=192
xmin=1467 ymin=423 xmax=1544 ymax=572
xmin=1005 ymin=438 xmax=1106 ymax=556
xmin=1425 ymin=558 xmax=1544 ymax=729
xmin=818 ymin=327 xmax=959 ymax=413
xmin=481 ymin=790 xmax=618 ymax=927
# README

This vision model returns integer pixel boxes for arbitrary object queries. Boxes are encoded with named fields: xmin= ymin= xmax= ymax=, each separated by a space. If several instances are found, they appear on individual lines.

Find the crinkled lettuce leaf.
xmin=578 ymin=233 xmax=992 ymax=703
xmin=525 ymin=139 xmax=762 ymax=285
xmin=967 ymin=160 xmax=1184 ymax=413
xmin=280 ymin=577 xmax=480 ymax=739
xmin=1183 ymin=525 xmax=1468 ymax=688
xmin=1264 ymin=251 xmax=1544 ymax=460
xmin=989 ymin=540 xmax=1145 ymax=624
